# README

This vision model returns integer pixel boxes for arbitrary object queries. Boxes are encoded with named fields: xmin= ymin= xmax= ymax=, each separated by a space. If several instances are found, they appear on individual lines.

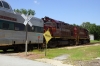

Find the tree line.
xmin=14 ymin=9 xmax=35 ymax=15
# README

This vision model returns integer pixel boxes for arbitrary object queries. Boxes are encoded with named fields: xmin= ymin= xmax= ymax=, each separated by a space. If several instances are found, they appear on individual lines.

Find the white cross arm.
xmin=21 ymin=14 xmax=33 ymax=26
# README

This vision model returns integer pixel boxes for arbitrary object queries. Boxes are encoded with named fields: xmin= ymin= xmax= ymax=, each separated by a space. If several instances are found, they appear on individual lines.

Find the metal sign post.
xmin=43 ymin=29 xmax=52 ymax=56
xmin=38 ymin=36 xmax=39 ymax=50
xmin=25 ymin=24 xmax=28 ymax=56
xmin=45 ymin=42 xmax=47 ymax=56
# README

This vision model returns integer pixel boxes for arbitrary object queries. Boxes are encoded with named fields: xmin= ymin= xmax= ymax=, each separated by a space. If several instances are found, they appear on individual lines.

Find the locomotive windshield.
xmin=0 ymin=1 xmax=3 ymax=7
xmin=2 ymin=1 xmax=10 ymax=9
xmin=45 ymin=22 xmax=52 ymax=26
xmin=0 ymin=1 xmax=10 ymax=9
xmin=45 ymin=22 xmax=56 ymax=27
xmin=0 ymin=0 xmax=14 ymax=13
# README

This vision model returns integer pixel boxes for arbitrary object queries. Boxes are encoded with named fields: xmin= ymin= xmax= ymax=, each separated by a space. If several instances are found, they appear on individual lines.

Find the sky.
xmin=6 ymin=0 xmax=100 ymax=25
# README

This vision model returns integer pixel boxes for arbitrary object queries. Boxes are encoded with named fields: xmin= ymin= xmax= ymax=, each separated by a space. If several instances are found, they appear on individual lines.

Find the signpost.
xmin=21 ymin=14 xmax=33 ymax=56
xmin=43 ymin=29 xmax=52 ymax=56
xmin=38 ymin=34 xmax=40 ymax=50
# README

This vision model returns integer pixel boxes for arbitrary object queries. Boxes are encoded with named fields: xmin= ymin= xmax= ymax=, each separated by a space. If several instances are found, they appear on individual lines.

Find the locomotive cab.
xmin=42 ymin=17 xmax=57 ymax=36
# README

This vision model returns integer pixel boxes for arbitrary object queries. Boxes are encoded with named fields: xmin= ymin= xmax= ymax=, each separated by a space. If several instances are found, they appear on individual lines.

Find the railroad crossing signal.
xmin=21 ymin=14 xmax=33 ymax=56
xmin=21 ymin=14 xmax=33 ymax=26
xmin=43 ymin=29 xmax=52 ymax=44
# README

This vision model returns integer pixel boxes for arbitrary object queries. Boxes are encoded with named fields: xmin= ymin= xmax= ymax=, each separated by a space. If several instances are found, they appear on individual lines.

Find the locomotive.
xmin=42 ymin=16 xmax=90 ymax=47
xmin=0 ymin=0 xmax=44 ymax=52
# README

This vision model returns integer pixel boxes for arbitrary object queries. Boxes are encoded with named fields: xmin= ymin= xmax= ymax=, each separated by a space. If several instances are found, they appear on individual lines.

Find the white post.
xmin=25 ymin=14 xmax=28 ymax=56
xmin=25 ymin=23 xmax=28 ymax=56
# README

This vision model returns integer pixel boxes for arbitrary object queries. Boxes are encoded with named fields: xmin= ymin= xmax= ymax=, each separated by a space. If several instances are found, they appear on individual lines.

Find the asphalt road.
xmin=0 ymin=55 xmax=54 ymax=66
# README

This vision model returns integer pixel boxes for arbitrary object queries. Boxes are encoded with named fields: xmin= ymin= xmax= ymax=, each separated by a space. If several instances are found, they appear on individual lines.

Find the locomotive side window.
xmin=45 ymin=22 xmax=51 ymax=26
xmin=33 ymin=26 xmax=43 ymax=33
xmin=0 ymin=20 xmax=14 ymax=30
xmin=39 ymin=27 xmax=43 ymax=33
xmin=71 ymin=31 xmax=73 ymax=36
xmin=0 ymin=1 xmax=3 ymax=7
xmin=2 ymin=1 xmax=10 ymax=9
xmin=0 ymin=21 xmax=2 ymax=29
xmin=27 ymin=25 xmax=37 ymax=32
xmin=3 ymin=23 xmax=9 ymax=30
xmin=9 ymin=23 xmax=14 ymax=30
xmin=57 ymin=23 xmax=60 ymax=29
xmin=52 ymin=22 xmax=56 ymax=27
xmin=14 ymin=23 xmax=25 ymax=31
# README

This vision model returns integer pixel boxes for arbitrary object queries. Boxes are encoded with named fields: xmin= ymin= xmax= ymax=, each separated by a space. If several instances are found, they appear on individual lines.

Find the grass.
xmin=0 ymin=50 xmax=3 ymax=52
xmin=31 ymin=48 xmax=68 ymax=58
xmin=90 ymin=40 xmax=100 ymax=43
xmin=47 ymin=46 xmax=100 ymax=61
xmin=66 ymin=46 xmax=100 ymax=61
xmin=32 ymin=44 xmax=100 ymax=61
xmin=46 ymin=48 xmax=68 ymax=59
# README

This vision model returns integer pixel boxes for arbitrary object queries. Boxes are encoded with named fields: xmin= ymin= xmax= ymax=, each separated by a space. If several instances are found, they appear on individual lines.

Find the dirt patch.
xmin=2 ymin=52 xmax=45 ymax=60
xmin=53 ymin=54 xmax=69 ymax=61
xmin=16 ymin=52 xmax=45 ymax=60
xmin=61 ymin=43 xmax=100 ymax=49
xmin=71 ymin=59 xmax=100 ymax=66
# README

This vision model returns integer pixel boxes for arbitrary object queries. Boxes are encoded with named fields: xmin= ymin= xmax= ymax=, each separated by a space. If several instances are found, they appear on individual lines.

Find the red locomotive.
xmin=42 ymin=16 xmax=90 ymax=47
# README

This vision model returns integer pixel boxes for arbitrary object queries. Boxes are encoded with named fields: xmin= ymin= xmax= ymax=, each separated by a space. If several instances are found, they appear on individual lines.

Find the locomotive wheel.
xmin=48 ymin=43 xmax=57 ymax=48
xmin=48 ymin=41 xmax=57 ymax=48
xmin=69 ymin=40 xmax=74 ymax=46
xmin=14 ymin=45 xmax=25 ymax=52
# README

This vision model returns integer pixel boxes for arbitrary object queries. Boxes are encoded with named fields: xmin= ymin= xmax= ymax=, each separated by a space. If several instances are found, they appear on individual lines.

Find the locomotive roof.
xmin=44 ymin=16 xmax=70 ymax=25
xmin=29 ymin=16 xmax=44 ymax=27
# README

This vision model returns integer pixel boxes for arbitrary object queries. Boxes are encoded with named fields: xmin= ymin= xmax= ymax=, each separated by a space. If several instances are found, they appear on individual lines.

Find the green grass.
xmin=90 ymin=40 xmax=100 ymax=43
xmin=31 ymin=48 xmax=68 ymax=58
xmin=0 ymin=50 xmax=3 ymax=52
xmin=46 ymin=48 xmax=68 ymax=59
xmin=30 ymin=44 xmax=100 ymax=61
xmin=35 ymin=45 xmax=100 ymax=61
xmin=66 ymin=46 xmax=100 ymax=61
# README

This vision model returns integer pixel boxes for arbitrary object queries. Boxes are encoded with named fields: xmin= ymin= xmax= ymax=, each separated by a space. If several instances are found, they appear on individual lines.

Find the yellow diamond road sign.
xmin=43 ymin=29 xmax=52 ymax=44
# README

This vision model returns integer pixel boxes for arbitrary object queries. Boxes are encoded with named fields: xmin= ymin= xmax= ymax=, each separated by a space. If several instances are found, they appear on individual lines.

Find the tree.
xmin=72 ymin=24 xmax=79 ymax=26
xmin=80 ymin=22 xmax=100 ymax=40
xmin=94 ymin=25 xmax=100 ymax=40
xmin=80 ymin=22 xmax=91 ymax=33
xmin=28 ymin=9 xmax=35 ymax=16
xmin=14 ymin=9 xmax=35 ymax=16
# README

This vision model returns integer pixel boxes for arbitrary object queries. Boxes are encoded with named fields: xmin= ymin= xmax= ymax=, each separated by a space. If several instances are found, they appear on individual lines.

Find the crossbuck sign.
xmin=21 ymin=14 xmax=33 ymax=26
xmin=21 ymin=14 xmax=33 ymax=56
